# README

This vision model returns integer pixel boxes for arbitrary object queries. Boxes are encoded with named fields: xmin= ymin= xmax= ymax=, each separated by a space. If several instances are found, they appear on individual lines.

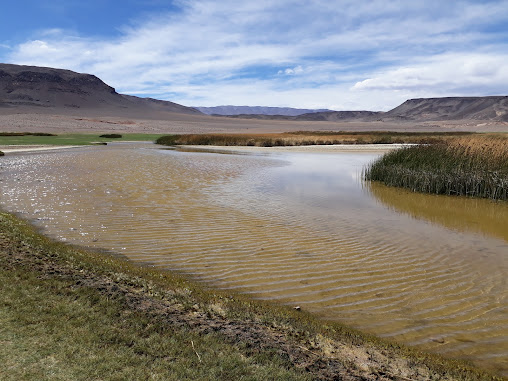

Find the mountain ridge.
xmin=1 ymin=63 xmax=507 ymax=123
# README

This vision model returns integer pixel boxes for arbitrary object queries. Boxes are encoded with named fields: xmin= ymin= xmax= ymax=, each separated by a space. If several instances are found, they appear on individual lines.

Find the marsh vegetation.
xmin=365 ymin=135 xmax=508 ymax=200
xmin=156 ymin=131 xmax=474 ymax=147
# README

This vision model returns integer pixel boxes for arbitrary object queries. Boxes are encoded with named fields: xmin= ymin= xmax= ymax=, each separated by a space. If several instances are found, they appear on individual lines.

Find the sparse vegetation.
xmin=156 ymin=131 xmax=475 ymax=147
xmin=365 ymin=135 xmax=508 ymax=200
xmin=0 ymin=132 xmax=56 ymax=136
xmin=0 ymin=210 xmax=502 ymax=380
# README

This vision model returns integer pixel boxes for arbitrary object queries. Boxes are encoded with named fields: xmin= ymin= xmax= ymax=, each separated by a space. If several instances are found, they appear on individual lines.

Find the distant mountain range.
xmin=208 ymin=98 xmax=508 ymax=122
xmin=1 ymin=63 xmax=507 ymax=123
xmin=195 ymin=106 xmax=333 ymax=116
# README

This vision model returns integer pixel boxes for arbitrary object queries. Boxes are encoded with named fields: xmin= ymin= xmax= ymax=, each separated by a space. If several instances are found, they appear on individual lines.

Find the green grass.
xmin=0 ymin=269 xmax=309 ymax=381
xmin=0 ymin=133 xmax=164 ymax=146
xmin=365 ymin=136 xmax=508 ymax=200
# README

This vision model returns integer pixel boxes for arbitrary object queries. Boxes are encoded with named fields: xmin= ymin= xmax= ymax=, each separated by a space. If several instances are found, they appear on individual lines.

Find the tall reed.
xmin=364 ymin=136 xmax=508 ymax=200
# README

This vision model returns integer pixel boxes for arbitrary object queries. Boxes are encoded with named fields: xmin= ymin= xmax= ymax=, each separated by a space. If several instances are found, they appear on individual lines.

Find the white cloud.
xmin=3 ymin=0 xmax=508 ymax=110
xmin=278 ymin=66 xmax=304 ymax=75
xmin=352 ymin=53 xmax=508 ymax=96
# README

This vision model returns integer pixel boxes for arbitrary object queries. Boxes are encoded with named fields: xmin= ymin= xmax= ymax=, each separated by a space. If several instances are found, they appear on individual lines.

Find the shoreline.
xmin=0 ymin=145 xmax=82 ymax=153
xmin=0 ymin=210 xmax=502 ymax=380
xmin=178 ymin=143 xmax=409 ymax=154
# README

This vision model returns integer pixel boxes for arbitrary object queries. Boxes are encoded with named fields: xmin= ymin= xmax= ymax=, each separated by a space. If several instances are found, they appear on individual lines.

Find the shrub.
xmin=99 ymin=134 xmax=123 ymax=138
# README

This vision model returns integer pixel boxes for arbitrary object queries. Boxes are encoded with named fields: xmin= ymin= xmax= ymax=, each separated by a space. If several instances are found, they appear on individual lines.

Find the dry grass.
xmin=156 ymin=131 xmax=474 ymax=147
xmin=445 ymin=135 xmax=508 ymax=166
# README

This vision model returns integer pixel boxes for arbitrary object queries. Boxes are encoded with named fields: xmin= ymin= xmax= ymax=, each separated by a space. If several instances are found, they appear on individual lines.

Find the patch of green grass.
xmin=0 ymin=226 xmax=310 ymax=380
xmin=0 ymin=269 xmax=309 ymax=381
xmin=0 ymin=133 xmax=164 ymax=146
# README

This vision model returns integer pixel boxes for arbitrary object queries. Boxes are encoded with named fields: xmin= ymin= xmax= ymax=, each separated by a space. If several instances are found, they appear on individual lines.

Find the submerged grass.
xmin=156 ymin=131 xmax=475 ymax=147
xmin=365 ymin=135 xmax=508 ymax=200
xmin=0 ymin=210 xmax=502 ymax=380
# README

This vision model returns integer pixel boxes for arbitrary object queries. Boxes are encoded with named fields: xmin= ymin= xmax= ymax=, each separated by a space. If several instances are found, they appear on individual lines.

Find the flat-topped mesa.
xmin=0 ymin=63 xmax=201 ymax=115
xmin=0 ymin=64 xmax=117 ymax=98
xmin=383 ymin=96 xmax=508 ymax=121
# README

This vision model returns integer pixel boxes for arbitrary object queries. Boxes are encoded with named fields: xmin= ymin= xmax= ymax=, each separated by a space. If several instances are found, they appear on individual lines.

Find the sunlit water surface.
xmin=1 ymin=142 xmax=507 ymax=375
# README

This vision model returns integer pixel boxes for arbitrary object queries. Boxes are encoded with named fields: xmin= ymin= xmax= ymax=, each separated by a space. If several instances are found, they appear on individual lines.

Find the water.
xmin=1 ymin=142 xmax=507 ymax=375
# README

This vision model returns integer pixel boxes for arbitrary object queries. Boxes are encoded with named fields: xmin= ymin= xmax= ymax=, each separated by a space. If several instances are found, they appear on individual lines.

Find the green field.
xmin=0 ymin=133 xmax=164 ymax=146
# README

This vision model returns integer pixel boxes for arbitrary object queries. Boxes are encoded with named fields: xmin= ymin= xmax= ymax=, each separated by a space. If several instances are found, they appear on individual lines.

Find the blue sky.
xmin=1 ymin=0 xmax=508 ymax=110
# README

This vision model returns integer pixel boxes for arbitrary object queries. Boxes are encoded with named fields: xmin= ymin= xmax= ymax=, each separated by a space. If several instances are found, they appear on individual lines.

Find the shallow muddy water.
xmin=1 ymin=142 xmax=507 ymax=375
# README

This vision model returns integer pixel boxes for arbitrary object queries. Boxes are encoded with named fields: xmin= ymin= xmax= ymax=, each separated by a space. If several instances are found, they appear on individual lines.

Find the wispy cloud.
xmin=4 ymin=0 xmax=508 ymax=109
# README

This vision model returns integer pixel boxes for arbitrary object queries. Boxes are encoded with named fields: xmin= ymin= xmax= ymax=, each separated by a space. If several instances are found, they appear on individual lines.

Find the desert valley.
xmin=0 ymin=62 xmax=507 ymax=381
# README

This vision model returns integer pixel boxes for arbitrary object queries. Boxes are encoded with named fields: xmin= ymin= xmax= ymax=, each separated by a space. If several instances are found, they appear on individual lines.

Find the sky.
xmin=1 ymin=0 xmax=508 ymax=111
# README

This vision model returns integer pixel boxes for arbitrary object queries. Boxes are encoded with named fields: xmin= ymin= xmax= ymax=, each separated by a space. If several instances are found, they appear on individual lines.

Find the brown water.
xmin=1 ymin=142 xmax=507 ymax=376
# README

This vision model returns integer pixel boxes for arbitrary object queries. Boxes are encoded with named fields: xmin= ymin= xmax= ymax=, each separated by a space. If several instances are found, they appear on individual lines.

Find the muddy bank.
xmin=0 ymin=145 xmax=81 ymax=153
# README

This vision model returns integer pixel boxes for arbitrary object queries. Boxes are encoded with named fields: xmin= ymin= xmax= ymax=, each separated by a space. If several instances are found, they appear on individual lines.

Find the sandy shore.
xmin=0 ymin=145 xmax=81 ymax=153
xmin=179 ymin=143 xmax=409 ymax=154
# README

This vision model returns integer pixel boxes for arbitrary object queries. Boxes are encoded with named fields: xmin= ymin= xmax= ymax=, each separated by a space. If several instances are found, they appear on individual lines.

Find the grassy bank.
xmin=364 ymin=135 xmax=508 ymax=200
xmin=0 ymin=133 xmax=164 ymax=146
xmin=156 ymin=131 xmax=474 ymax=147
xmin=0 ymin=211 xmax=502 ymax=380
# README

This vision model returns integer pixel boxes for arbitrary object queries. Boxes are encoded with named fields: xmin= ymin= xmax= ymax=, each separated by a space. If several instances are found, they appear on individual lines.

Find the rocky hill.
xmin=382 ymin=96 xmax=508 ymax=122
xmin=0 ymin=63 xmax=201 ymax=115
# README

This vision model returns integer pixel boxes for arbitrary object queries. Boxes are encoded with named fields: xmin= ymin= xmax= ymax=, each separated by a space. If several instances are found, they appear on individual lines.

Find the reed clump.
xmin=365 ymin=136 xmax=508 ymax=200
